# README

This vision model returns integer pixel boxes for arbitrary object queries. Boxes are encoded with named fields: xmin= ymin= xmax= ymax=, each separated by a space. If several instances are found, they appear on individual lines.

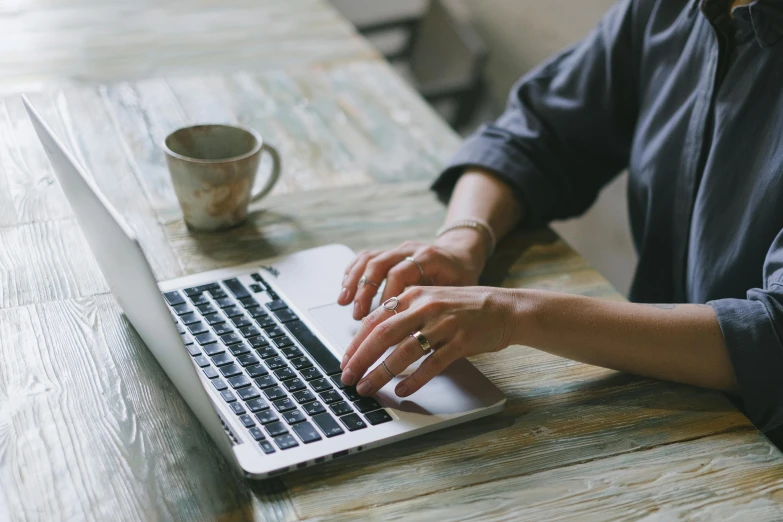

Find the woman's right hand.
xmin=338 ymin=228 xmax=490 ymax=320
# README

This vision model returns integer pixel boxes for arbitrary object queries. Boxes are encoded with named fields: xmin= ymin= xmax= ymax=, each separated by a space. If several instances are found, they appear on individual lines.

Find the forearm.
xmin=511 ymin=290 xmax=738 ymax=392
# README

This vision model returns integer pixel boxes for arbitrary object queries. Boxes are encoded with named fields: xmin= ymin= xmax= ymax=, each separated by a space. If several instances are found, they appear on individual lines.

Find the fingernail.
xmin=357 ymin=380 xmax=373 ymax=396
xmin=339 ymin=287 xmax=348 ymax=302
xmin=342 ymin=368 xmax=355 ymax=385
xmin=343 ymin=273 xmax=348 ymax=282
xmin=396 ymin=382 xmax=409 ymax=397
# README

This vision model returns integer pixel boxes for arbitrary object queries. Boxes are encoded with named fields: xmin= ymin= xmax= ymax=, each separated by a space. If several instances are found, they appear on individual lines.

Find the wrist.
xmin=505 ymin=289 xmax=550 ymax=347
xmin=433 ymin=227 xmax=488 ymax=271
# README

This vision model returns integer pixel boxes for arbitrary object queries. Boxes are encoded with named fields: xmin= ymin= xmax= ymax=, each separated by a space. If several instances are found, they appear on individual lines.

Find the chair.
xmin=331 ymin=0 xmax=487 ymax=130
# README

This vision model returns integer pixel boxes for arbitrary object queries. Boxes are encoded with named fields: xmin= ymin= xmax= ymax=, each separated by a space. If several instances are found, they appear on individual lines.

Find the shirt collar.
xmin=700 ymin=0 xmax=783 ymax=47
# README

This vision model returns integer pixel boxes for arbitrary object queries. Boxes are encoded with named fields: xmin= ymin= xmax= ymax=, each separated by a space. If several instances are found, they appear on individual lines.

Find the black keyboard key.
xmin=172 ymin=303 xmax=193 ymax=315
xmin=343 ymin=387 xmax=362 ymax=402
xmin=286 ymin=320 xmax=342 ymax=375
xmin=187 ymin=322 xmax=209 ymax=336
xmin=194 ymin=355 xmax=211 ymax=368
xmin=248 ymin=283 xmax=263 ymax=293
xmin=265 ymin=357 xmax=286 ymax=370
xmin=211 ymin=353 xmax=233 ymax=367
xmin=183 ymin=286 xmax=202 ymax=297
xmin=248 ymin=426 xmax=265 ymax=441
xmin=246 ymin=398 xmax=269 ymax=412
xmin=220 ymin=390 xmax=236 ymax=403
xmin=215 ymin=297 xmax=234 ymax=308
xmin=266 ymin=299 xmax=288 ymax=311
xmin=239 ymin=414 xmax=255 ymax=428
xmin=291 ymin=357 xmax=313 ymax=370
xmin=223 ymin=306 xmax=243 ymax=318
xmin=330 ymin=401 xmax=354 ymax=416
xmin=255 ymin=316 xmax=276 ymax=328
xmin=228 ymin=374 xmax=251 ymax=389
xmin=274 ymin=309 xmax=298 ymax=323
xmin=300 ymin=367 xmax=322 ymax=381
xmin=197 ymin=303 xmax=217 ymax=315
xmin=203 ymin=313 xmax=224 ymax=326
xmin=273 ymin=398 xmax=296 ymax=413
xmin=310 ymin=378 xmax=333 ymax=393
xmin=259 ymin=440 xmax=276 ymax=454
xmin=264 ymin=386 xmax=286 ymax=401
xmin=274 ymin=367 xmax=296 ymax=381
xmin=240 ymin=297 xmax=259 ymax=308
xmin=254 ymin=376 xmax=277 ymax=389
xmin=266 ymin=290 xmax=279 ymax=300
xmin=273 ymin=336 xmax=294 ymax=348
xmin=164 ymin=291 xmax=185 ymax=306
xmin=232 ymin=316 xmax=252 ymax=328
xmin=212 ymin=378 xmax=228 ymax=391
xmin=331 ymin=376 xmax=347 ymax=390
xmin=220 ymin=364 xmax=242 ymax=378
xmin=264 ymin=326 xmax=285 ymax=338
xmin=248 ymin=336 xmax=270 ymax=349
xmin=354 ymin=397 xmax=382 ymax=413
xmin=220 ymin=333 xmax=243 ymax=346
xmin=210 ymin=287 xmax=227 ymax=298
xmin=190 ymin=294 xmax=210 ymax=306
xmin=365 ymin=409 xmax=393 ymax=425
xmin=280 ymin=346 xmax=303 ymax=359
xmin=251 ymin=272 xmax=265 ymax=283
xmin=230 ymin=402 xmax=246 ymax=415
xmin=255 ymin=410 xmax=278 ymax=424
xmin=340 ymin=413 xmax=368 ymax=431
xmin=203 ymin=366 xmax=219 ymax=379
xmin=212 ymin=322 xmax=234 ymax=336
xmin=223 ymin=278 xmax=251 ymax=299
xmin=273 ymin=433 xmax=299 ymax=450
xmin=181 ymin=332 xmax=195 ymax=346
xmin=228 ymin=342 xmax=250 ymax=357
xmin=179 ymin=312 xmax=200 ymax=326
xmin=239 ymin=326 xmax=261 ymax=338
xmin=203 ymin=343 xmax=225 ymax=357
xmin=292 ymin=421 xmax=322 ymax=443
xmin=256 ymin=346 xmax=277 ymax=359
xmin=248 ymin=307 xmax=268 ymax=318
xmin=311 ymin=413 xmax=344 ymax=437
xmin=320 ymin=390 xmax=342 ymax=404
xmin=247 ymin=364 xmax=268 ymax=378
xmin=293 ymin=390 xmax=316 ymax=404
xmin=283 ymin=378 xmax=306 ymax=392
xmin=283 ymin=409 xmax=307 ymax=425
xmin=265 ymin=421 xmax=288 ymax=437
xmin=303 ymin=401 xmax=326 ymax=416
xmin=237 ymin=386 xmax=261 ymax=401
xmin=195 ymin=332 xmax=217 ymax=346
xmin=236 ymin=353 xmax=260 ymax=367
xmin=186 ymin=344 xmax=201 ymax=357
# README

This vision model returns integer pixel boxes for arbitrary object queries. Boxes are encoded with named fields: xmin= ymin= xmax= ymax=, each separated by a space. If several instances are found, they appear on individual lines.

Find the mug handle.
xmin=250 ymin=142 xmax=282 ymax=202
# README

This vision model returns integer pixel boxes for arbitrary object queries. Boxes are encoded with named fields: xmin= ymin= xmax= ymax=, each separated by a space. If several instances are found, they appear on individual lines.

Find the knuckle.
xmin=374 ymin=321 xmax=393 ymax=341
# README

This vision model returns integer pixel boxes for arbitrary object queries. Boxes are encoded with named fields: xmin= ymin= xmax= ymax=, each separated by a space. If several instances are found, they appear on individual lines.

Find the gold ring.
xmin=383 ymin=296 xmax=400 ymax=314
xmin=404 ymin=256 xmax=425 ymax=280
xmin=381 ymin=360 xmax=395 ymax=379
xmin=359 ymin=275 xmax=380 ymax=288
xmin=411 ymin=331 xmax=431 ymax=354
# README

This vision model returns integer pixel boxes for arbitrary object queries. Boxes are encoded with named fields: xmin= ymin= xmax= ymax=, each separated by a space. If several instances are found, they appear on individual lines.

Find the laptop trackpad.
xmin=309 ymin=302 xmax=362 ymax=353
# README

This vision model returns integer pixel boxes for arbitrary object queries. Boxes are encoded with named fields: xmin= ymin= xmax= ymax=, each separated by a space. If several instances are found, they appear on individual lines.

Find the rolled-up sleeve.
xmin=709 ymin=228 xmax=783 ymax=433
xmin=432 ymin=0 xmax=641 ymax=227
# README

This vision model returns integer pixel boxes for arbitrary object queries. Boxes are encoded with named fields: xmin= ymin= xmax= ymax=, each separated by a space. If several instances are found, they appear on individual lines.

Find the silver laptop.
xmin=23 ymin=95 xmax=505 ymax=478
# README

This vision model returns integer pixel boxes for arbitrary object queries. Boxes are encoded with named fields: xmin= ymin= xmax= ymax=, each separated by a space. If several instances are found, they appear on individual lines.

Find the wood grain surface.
xmin=0 ymin=0 xmax=781 ymax=520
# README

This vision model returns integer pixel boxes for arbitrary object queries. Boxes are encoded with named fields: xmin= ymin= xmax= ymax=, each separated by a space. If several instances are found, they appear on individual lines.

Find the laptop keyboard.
xmin=163 ymin=273 xmax=392 ymax=455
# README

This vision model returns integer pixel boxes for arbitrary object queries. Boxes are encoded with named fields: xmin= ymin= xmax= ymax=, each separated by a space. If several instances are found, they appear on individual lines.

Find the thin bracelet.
xmin=436 ymin=218 xmax=497 ymax=256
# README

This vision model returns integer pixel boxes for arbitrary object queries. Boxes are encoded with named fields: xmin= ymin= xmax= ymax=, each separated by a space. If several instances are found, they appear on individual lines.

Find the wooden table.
xmin=1 ymin=1 xmax=782 ymax=520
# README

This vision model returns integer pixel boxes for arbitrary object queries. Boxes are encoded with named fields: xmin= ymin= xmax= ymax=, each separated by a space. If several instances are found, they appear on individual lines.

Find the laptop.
xmin=23 ymin=95 xmax=506 ymax=478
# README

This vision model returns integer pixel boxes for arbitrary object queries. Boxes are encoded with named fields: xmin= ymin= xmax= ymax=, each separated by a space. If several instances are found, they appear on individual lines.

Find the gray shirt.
xmin=432 ymin=0 xmax=783 ymax=432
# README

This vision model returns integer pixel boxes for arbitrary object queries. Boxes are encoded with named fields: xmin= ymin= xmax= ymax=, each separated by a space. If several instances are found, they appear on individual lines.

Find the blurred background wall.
xmin=331 ymin=0 xmax=637 ymax=296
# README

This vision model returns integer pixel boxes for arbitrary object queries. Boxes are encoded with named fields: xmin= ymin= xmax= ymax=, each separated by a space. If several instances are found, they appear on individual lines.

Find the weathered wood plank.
xmin=325 ymin=432 xmax=783 ymax=521
xmin=0 ymin=296 xmax=297 ymax=522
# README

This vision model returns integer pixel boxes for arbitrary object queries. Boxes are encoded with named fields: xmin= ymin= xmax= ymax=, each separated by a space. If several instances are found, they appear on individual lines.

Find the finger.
xmin=353 ymin=249 xmax=413 ymax=319
xmin=338 ymin=250 xmax=379 ymax=306
xmin=379 ymin=260 xmax=425 ymax=304
xmin=394 ymin=344 xmax=457 ymax=397
xmin=355 ymin=335 xmax=429 ymax=396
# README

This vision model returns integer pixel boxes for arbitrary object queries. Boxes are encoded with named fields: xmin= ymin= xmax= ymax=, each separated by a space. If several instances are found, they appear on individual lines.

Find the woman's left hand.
xmin=340 ymin=285 xmax=521 ymax=397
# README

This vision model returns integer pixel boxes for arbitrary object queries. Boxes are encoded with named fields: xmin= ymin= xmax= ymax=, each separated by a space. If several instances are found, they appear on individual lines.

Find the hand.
xmin=338 ymin=229 xmax=489 ymax=320
xmin=339 ymin=285 xmax=520 ymax=397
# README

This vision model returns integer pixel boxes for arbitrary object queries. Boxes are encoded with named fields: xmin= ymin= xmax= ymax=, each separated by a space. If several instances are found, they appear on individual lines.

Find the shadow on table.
xmin=480 ymin=227 xmax=560 ymax=287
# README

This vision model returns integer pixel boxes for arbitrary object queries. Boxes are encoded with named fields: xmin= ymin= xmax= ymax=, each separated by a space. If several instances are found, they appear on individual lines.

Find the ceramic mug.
xmin=163 ymin=124 xmax=281 ymax=230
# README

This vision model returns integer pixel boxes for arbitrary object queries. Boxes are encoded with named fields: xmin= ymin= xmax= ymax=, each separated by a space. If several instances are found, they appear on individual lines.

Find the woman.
xmin=338 ymin=0 xmax=783 ymax=441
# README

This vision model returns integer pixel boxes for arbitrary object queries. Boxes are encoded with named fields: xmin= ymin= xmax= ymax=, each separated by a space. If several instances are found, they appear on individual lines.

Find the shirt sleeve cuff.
xmin=709 ymin=295 xmax=783 ymax=433
xmin=430 ymin=125 xmax=561 ymax=228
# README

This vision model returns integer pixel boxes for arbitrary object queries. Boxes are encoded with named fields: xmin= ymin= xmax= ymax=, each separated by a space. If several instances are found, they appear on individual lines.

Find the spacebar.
xmin=285 ymin=320 xmax=342 ymax=375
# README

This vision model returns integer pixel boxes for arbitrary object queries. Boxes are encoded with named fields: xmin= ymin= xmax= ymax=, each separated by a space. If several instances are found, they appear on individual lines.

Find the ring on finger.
xmin=404 ymin=256 xmax=426 ymax=281
xmin=383 ymin=296 xmax=400 ymax=314
xmin=359 ymin=275 xmax=380 ymax=288
xmin=411 ymin=330 xmax=432 ymax=354
xmin=381 ymin=360 xmax=395 ymax=379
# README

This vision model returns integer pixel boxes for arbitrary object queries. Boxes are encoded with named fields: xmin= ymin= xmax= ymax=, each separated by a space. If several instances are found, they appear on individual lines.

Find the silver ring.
xmin=405 ymin=256 xmax=425 ymax=280
xmin=383 ymin=296 xmax=400 ymax=314
xmin=359 ymin=275 xmax=380 ymax=288
xmin=381 ymin=360 xmax=395 ymax=379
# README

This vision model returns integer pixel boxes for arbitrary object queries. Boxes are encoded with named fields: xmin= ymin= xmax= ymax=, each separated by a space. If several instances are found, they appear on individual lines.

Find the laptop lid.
xmin=22 ymin=95 xmax=242 ymax=467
